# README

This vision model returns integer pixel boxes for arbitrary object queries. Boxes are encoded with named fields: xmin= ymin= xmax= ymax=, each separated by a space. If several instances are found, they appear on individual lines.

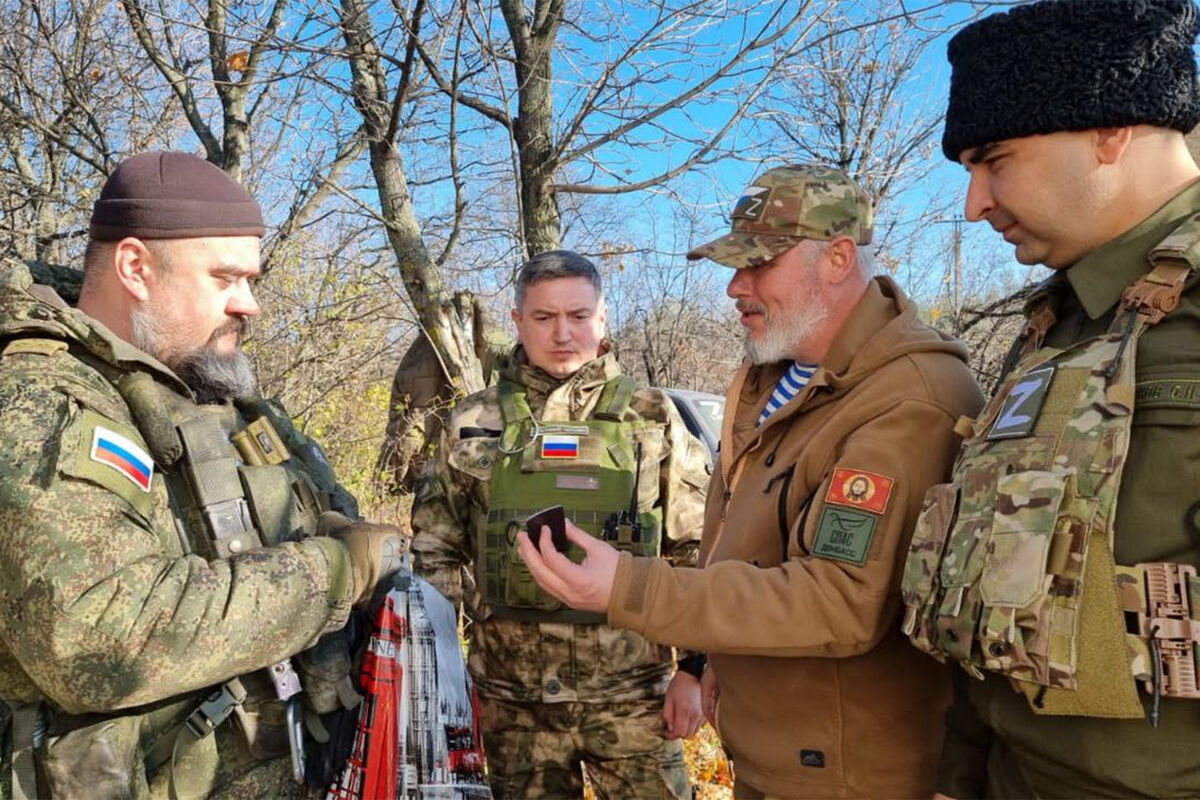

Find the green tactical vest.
xmin=901 ymin=214 xmax=1200 ymax=719
xmin=481 ymin=376 xmax=663 ymax=625
xmin=0 ymin=295 xmax=358 ymax=798
xmin=116 ymin=371 xmax=355 ymax=557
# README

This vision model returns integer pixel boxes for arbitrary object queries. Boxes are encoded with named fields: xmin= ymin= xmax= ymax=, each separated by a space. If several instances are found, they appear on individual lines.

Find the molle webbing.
xmin=902 ymin=221 xmax=1200 ymax=716
xmin=1117 ymin=563 xmax=1200 ymax=708
xmin=484 ymin=377 xmax=662 ymax=624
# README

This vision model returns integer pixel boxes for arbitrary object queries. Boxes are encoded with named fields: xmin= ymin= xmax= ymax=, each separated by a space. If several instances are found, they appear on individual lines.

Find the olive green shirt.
xmin=939 ymin=179 xmax=1200 ymax=799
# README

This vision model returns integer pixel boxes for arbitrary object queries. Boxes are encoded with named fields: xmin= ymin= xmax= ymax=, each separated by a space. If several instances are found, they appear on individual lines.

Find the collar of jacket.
xmin=724 ymin=276 xmax=968 ymax=451
xmin=502 ymin=342 xmax=621 ymax=402
xmin=1063 ymin=176 xmax=1200 ymax=320
xmin=1 ymin=261 xmax=195 ymax=398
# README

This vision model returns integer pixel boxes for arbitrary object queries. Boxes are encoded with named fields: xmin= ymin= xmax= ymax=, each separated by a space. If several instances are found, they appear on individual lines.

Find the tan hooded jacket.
xmin=607 ymin=277 xmax=984 ymax=797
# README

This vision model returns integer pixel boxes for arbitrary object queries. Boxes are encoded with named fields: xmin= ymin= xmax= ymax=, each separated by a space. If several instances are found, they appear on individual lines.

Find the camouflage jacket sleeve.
xmin=0 ymin=351 xmax=355 ymax=714
xmin=633 ymin=389 xmax=710 ymax=568
xmin=409 ymin=421 xmax=476 ymax=607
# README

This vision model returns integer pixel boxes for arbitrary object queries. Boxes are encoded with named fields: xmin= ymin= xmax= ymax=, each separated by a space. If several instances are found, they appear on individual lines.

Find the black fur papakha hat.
xmin=942 ymin=0 xmax=1200 ymax=161
xmin=90 ymin=151 xmax=265 ymax=241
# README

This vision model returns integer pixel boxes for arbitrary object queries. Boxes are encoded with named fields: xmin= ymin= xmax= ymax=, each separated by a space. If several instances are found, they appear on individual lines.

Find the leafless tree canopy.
xmin=0 ymin=0 xmax=1018 ymax=519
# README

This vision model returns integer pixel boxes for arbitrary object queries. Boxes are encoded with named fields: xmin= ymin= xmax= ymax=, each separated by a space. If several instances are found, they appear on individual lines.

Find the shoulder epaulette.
xmin=1 ymin=337 xmax=68 ymax=358
xmin=1149 ymin=211 xmax=1200 ymax=272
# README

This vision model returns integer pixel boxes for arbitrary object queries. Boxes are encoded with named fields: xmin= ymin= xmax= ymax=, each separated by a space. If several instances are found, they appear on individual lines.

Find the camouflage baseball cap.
xmin=687 ymin=164 xmax=874 ymax=269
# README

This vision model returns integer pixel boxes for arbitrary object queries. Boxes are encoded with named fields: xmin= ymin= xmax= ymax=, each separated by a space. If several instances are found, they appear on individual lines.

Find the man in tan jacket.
xmin=519 ymin=164 xmax=984 ymax=797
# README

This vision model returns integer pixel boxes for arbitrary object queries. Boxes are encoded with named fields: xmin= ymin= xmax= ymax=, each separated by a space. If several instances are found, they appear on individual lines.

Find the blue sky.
xmin=542 ymin=1 xmax=1034 ymax=318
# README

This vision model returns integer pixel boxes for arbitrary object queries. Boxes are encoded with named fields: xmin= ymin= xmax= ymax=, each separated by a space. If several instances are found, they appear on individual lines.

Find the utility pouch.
xmin=976 ymin=470 xmax=1077 ymax=686
xmin=934 ymin=513 xmax=992 ymax=664
xmin=901 ymin=482 xmax=958 ymax=655
xmin=294 ymin=630 xmax=361 ymax=717
xmin=230 ymin=416 xmax=289 ymax=467
xmin=230 ymin=698 xmax=288 ymax=762
xmin=38 ymin=715 xmax=149 ymax=800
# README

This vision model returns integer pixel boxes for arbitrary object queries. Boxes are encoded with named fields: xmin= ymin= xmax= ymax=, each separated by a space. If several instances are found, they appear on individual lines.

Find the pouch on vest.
xmin=901 ymin=482 xmax=957 ymax=656
xmin=902 ymin=224 xmax=1198 ymax=717
xmin=37 ymin=714 xmax=150 ymax=800
xmin=482 ymin=377 xmax=665 ymax=624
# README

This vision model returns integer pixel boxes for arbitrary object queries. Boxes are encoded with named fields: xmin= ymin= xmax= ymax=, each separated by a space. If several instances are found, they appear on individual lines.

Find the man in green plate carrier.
xmin=0 ymin=152 xmax=409 ymax=799
xmin=410 ymin=250 xmax=711 ymax=799
xmin=900 ymin=0 xmax=1200 ymax=796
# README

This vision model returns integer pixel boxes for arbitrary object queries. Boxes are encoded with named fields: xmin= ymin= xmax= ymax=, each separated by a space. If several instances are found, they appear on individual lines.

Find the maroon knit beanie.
xmin=89 ymin=151 xmax=265 ymax=241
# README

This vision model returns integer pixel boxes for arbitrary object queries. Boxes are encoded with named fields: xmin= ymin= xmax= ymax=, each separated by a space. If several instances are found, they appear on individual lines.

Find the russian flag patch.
xmin=90 ymin=426 xmax=154 ymax=492
xmin=540 ymin=434 xmax=579 ymax=459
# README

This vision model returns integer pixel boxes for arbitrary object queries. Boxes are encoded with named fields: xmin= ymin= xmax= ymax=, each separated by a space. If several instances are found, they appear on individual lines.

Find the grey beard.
xmin=744 ymin=304 xmax=829 ymax=365
xmin=130 ymin=308 xmax=259 ymax=402
xmin=172 ymin=348 xmax=259 ymax=404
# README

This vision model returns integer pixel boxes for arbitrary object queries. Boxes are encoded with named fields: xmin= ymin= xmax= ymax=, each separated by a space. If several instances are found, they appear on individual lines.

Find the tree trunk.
xmin=500 ymin=0 xmax=564 ymax=256
xmin=339 ymin=0 xmax=484 ymax=395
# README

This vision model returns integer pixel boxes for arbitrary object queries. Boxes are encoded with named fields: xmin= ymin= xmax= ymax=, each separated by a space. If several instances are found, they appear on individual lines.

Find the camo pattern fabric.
xmin=0 ymin=264 xmax=356 ymax=797
xmin=411 ymin=348 xmax=709 ymax=704
xmin=477 ymin=695 xmax=689 ymax=800
xmin=1115 ymin=565 xmax=1154 ymax=685
xmin=686 ymin=164 xmax=875 ymax=269
xmin=901 ymin=300 xmax=1140 ymax=690
xmin=376 ymin=316 xmax=510 ymax=499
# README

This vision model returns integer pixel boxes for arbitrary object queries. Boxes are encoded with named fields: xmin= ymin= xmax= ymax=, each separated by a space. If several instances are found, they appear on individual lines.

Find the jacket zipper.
xmin=764 ymin=465 xmax=796 ymax=559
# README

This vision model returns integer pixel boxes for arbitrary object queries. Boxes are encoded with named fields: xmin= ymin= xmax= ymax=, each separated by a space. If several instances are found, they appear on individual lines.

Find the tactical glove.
xmin=317 ymin=512 xmax=407 ymax=608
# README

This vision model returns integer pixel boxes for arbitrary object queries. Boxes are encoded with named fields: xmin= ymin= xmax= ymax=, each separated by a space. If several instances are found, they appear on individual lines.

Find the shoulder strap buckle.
xmin=184 ymin=678 xmax=247 ymax=739
xmin=1122 ymin=259 xmax=1191 ymax=325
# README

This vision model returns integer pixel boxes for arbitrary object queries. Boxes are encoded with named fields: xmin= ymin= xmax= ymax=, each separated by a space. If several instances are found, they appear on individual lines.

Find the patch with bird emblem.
xmin=811 ymin=506 xmax=878 ymax=565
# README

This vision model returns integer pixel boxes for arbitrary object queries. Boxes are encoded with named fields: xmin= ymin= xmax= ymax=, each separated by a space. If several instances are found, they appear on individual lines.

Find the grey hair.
xmin=514 ymin=250 xmax=603 ymax=309
xmin=856 ymin=243 xmax=875 ymax=277
xmin=803 ymin=239 xmax=875 ymax=278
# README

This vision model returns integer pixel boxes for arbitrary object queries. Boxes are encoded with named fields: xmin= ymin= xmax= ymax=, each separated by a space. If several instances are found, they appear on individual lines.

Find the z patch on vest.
xmin=988 ymin=365 xmax=1056 ymax=440
xmin=812 ymin=507 xmax=877 ymax=566
xmin=825 ymin=467 xmax=894 ymax=514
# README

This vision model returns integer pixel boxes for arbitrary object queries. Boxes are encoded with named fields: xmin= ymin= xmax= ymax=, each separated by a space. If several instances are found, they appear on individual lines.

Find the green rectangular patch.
xmin=1135 ymin=379 xmax=1200 ymax=409
xmin=812 ymin=506 xmax=877 ymax=566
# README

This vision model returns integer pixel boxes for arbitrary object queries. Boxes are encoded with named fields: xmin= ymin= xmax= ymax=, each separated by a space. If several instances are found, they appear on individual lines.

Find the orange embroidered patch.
xmin=824 ymin=468 xmax=894 ymax=515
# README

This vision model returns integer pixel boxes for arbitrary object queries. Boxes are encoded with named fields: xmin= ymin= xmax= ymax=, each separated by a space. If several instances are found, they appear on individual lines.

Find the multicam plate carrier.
xmin=901 ymin=214 xmax=1200 ymax=718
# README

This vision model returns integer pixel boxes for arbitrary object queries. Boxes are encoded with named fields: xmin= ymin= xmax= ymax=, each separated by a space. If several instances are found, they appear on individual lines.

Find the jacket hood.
xmin=501 ymin=342 xmax=622 ymax=398
xmin=824 ymin=276 xmax=969 ymax=388
xmin=0 ymin=261 xmax=190 ymax=393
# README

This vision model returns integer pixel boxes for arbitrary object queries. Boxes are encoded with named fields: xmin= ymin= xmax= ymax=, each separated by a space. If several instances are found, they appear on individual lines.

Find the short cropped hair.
xmin=514 ymin=250 xmax=603 ymax=309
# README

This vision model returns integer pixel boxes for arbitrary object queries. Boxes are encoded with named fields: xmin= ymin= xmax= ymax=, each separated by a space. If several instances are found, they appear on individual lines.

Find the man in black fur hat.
xmin=897 ymin=0 xmax=1200 ymax=796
